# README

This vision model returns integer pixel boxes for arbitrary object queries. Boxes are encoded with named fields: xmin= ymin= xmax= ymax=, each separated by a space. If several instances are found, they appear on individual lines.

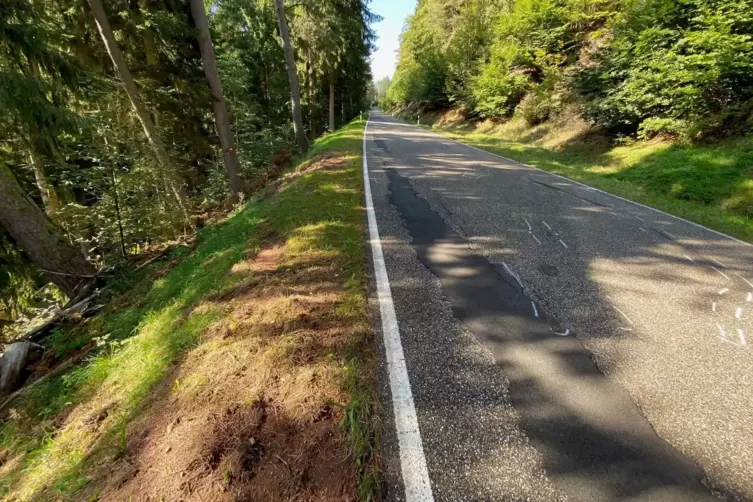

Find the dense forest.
xmin=0 ymin=0 xmax=376 ymax=336
xmin=384 ymin=0 xmax=753 ymax=139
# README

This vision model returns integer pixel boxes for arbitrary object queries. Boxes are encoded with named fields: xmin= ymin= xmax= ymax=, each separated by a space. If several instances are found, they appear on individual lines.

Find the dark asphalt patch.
xmin=386 ymin=167 xmax=715 ymax=502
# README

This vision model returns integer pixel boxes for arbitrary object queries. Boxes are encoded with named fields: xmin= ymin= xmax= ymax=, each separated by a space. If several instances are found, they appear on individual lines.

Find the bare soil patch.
xmin=85 ymin=235 xmax=360 ymax=501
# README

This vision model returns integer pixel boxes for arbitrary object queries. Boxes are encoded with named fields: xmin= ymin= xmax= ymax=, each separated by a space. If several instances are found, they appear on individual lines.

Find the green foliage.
xmin=574 ymin=0 xmax=753 ymax=137
xmin=0 ymin=0 xmax=376 ymax=325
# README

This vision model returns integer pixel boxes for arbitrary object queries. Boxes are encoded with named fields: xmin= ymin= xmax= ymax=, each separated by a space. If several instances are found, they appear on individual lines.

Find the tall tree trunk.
xmin=189 ymin=0 xmax=245 ymax=202
xmin=273 ymin=0 xmax=308 ymax=154
xmin=0 ymin=163 xmax=94 ymax=298
xmin=86 ymin=0 xmax=191 ymax=226
xmin=329 ymin=77 xmax=335 ymax=132
xmin=28 ymin=150 xmax=61 ymax=215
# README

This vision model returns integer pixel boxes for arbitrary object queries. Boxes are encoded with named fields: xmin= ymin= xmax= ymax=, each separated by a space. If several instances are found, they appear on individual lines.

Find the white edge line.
xmin=428 ymin=128 xmax=753 ymax=248
xmin=363 ymin=117 xmax=434 ymax=502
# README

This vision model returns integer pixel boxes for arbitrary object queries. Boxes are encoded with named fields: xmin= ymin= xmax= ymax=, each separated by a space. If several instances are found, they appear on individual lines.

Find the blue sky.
xmin=370 ymin=0 xmax=417 ymax=80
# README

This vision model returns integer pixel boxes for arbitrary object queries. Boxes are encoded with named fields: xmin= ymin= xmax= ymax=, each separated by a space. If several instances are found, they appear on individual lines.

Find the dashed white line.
xmin=712 ymin=302 xmax=717 ymax=313
xmin=719 ymin=288 xmax=730 ymax=295
xmin=523 ymin=218 xmax=532 ymax=231
xmin=711 ymin=266 xmax=730 ymax=281
xmin=531 ymin=301 xmax=539 ymax=318
xmin=736 ymin=307 xmax=743 ymax=320
xmin=618 ymin=327 xmax=633 ymax=332
xmin=362 ymin=118 xmax=434 ymax=502
xmin=736 ymin=273 xmax=753 ymax=288
xmin=639 ymin=227 xmax=648 ymax=233
xmin=633 ymin=215 xmax=645 ymax=222
xmin=737 ymin=329 xmax=747 ymax=346
xmin=606 ymin=295 xmax=634 ymax=325
xmin=747 ymin=292 xmax=752 ymax=302
xmin=684 ymin=254 xmax=695 ymax=263
xmin=559 ymin=239 xmax=569 ymax=249
xmin=542 ymin=221 xmax=554 ymax=233
xmin=664 ymin=231 xmax=677 ymax=239
xmin=710 ymin=257 xmax=727 ymax=268
xmin=531 ymin=234 xmax=542 ymax=245
xmin=502 ymin=262 xmax=524 ymax=289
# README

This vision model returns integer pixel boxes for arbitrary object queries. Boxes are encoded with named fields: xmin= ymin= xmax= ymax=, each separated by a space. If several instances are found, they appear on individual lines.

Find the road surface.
xmin=364 ymin=111 xmax=752 ymax=502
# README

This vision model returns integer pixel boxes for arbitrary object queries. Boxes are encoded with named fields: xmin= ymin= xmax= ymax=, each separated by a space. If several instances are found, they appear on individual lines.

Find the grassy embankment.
xmin=401 ymin=107 xmax=753 ymax=243
xmin=0 ymin=120 xmax=378 ymax=501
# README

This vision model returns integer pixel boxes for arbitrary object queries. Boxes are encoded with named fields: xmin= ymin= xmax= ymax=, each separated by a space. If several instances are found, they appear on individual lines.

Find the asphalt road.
xmin=365 ymin=111 xmax=753 ymax=502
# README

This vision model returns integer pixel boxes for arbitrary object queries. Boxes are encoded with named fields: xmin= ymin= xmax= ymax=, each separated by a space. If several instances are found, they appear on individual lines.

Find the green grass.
xmin=0 ymin=120 xmax=378 ymax=501
xmin=424 ymin=122 xmax=753 ymax=243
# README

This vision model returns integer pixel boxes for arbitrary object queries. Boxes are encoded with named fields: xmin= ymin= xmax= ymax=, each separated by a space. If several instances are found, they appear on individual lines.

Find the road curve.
xmin=365 ymin=111 xmax=753 ymax=502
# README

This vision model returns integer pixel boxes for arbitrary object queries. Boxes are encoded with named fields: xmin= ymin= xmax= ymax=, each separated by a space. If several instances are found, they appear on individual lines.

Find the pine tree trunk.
xmin=329 ymin=79 xmax=336 ymax=132
xmin=0 ymin=163 xmax=94 ymax=298
xmin=273 ymin=0 xmax=308 ymax=154
xmin=189 ymin=0 xmax=245 ymax=202
xmin=86 ymin=0 xmax=191 ymax=225
xmin=28 ymin=151 xmax=61 ymax=215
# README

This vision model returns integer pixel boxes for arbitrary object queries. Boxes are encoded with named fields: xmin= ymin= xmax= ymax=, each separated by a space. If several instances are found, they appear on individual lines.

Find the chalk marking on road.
xmin=711 ymin=266 xmax=730 ymax=281
xmin=719 ymin=288 xmax=729 ymax=295
xmin=747 ymin=292 xmax=752 ymax=302
xmin=712 ymin=302 xmax=717 ymax=313
xmin=718 ymin=323 xmax=747 ymax=347
xmin=736 ymin=307 xmax=743 ymax=320
xmin=531 ymin=301 xmax=539 ymax=318
xmin=362 ymin=117 xmax=435 ymax=502
xmin=542 ymin=221 xmax=554 ymax=233
xmin=633 ymin=215 xmax=645 ymax=222
xmin=552 ymin=328 xmax=570 ymax=336
xmin=639 ymin=227 xmax=648 ymax=233
xmin=559 ymin=239 xmax=569 ymax=249
xmin=606 ymin=295 xmax=634 ymax=325
xmin=523 ymin=217 xmax=532 ymax=231
xmin=502 ymin=262 xmax=524 ymax=289
xmin=618 ymin=327 xmax=633 ymax=331
xmin=736 ymin=273 xmax=753 ymax=288
xmin=531 ymin=234 xmax=542 ymax=245
xmin=431 ymin=130 xmax=753 ymax=248
xmin=718 ymin=323 xmax=726 ymax=338
xmin=710 ymin=257 xmax=727 ymax=268
xmin=737 ymin=329 xmax=747 ymax=346
xmin=684 ymin=255 xmax=695 ymax=263
xmin=664 ymin=231 xmax=677 ymax=239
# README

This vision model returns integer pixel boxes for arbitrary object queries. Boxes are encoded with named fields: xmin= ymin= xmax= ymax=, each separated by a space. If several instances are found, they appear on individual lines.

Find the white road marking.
xmin=531 ymin=301 xmax=539 ymax=318
xmin=435 ymin=132 xmax=753 ymax=248
xmin=718 ymin=323 xmax=726 ymax=337
xmin=710 ymin=257 xmax=727 ymax=268
xmin=711 ymin=266 xmax=730 ymax=281
xmin=736 ymin=273 xmax=753 ymax=288
xmin=712 ymin=302 xmax=717 ymax=313
xmin=736 ymin=307 xmax=743 ymax=320
xmin=738 ymin=329 xmax=747 ymax=346
xmin=664 ymin=231 xmax=677 ymax=239
xmin=523 ymin=218 xmax=532 ymax=231
xmin=639 ymin=227 xmax=648 ymax=233
xmin=559 ymin=239 xmax=569 ymax=249
xmin=502 ymin=262 xmax=524 ymax=289
xmin=362 ymin=118 xmax=434 ymax=502
xmin=553 ymin=328 xmax=570 ymax=336
xmin=531 ymin=234 xmax=542 ymax=245
xmin=719 ymin=288 xmax=730 ymax=295
xmin=633 ymin=215 xmax=645 ymax=222
xmin=606 ymin=295 xmax=634 ymax=325
xmin=684 ymin=255 xmax=695 ymax=263
xmin=542 ymin=221 xmax=554 ymax=233
xmin=747 ymin=292 xmax=752 ymax=302
xmin=618 ymin=327 xmax=633 ymax=332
